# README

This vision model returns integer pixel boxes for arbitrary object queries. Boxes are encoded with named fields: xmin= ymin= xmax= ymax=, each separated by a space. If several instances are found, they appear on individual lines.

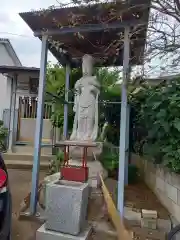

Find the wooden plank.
xmin=55 ymin=140 xmax=98 ymax=147
xmin=99 ymin=174 xmax=132 ymax=240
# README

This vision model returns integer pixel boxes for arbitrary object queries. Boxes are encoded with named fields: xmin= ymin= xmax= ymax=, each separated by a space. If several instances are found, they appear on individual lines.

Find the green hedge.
xmin=100 ymin=143 xmax=139 ymax=183
xmin=130 ymin=78 xmax=180 ymax=173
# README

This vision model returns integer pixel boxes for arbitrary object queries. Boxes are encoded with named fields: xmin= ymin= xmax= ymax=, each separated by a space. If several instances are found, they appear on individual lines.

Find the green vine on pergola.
xmin=32 ymin=0 xmax=150 ymax=67
xmin=26 ymin=0 xmax=180 ymax=76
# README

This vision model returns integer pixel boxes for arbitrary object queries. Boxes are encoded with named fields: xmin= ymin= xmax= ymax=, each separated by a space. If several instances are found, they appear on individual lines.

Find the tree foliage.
xmin=46 ymin=0 xmax=180 ymax=76
xmin=45 ymin=62 xmax=82 ymax=130
xmin=131 ymin=77 xmax=180 ymax=173
xmin=143 ymin=0 xmax=180 ymax=75
xmin=98 ymin=69 xmax=121 ymax=145
xmin=0 ymin=120 xmax=8 ymax=151
xmin=46 ymin=63 xmax=121 ymax=142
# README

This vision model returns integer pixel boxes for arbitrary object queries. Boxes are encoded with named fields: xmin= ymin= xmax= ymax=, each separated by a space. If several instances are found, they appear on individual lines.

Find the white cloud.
xmin=0 ymin=0 xmax=59 ymax=67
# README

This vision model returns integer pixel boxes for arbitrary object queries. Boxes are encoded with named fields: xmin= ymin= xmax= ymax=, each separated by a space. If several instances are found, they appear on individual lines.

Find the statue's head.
xmin=82 ymin=54 xmax=94 ymax=76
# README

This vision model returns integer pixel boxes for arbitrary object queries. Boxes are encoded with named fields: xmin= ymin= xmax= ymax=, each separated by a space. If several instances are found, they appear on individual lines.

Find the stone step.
xmin=3 ymin=152 xmax=52 ymax=162
xmin=13 ymin=145 xmax=52 ymax=155
xmin=5 ymin=160 xmax=49 ymax=170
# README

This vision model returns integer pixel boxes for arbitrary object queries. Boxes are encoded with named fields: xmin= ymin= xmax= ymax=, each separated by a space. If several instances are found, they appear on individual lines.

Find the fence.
xmin=18 ymin=96 xmax=52 ymax=119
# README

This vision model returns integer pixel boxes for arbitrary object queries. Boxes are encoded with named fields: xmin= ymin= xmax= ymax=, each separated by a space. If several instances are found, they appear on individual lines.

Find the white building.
xmin=0 ymin=38 xmax=52 ymax=148
xmin=0 ymin=38 xmax=22 ymax=119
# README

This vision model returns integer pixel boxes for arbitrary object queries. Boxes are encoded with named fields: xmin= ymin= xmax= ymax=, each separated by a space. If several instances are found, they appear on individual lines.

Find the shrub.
xmin=49 ymin=150 xmax=64 ymax=174
xmin=0 ymin=121 xmax=8 ymax=151
xmin=130 ymin=78 xmax=180 ymax=173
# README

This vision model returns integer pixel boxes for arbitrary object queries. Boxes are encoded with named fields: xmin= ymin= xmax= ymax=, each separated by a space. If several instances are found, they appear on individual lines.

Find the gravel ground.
xmin=8 ymin=169 xmax=46 ymax=240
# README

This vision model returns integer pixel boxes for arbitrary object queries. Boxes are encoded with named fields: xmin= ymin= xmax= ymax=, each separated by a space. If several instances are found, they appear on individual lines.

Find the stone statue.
xmin=70 ymin=54 xmax=100 ymax=141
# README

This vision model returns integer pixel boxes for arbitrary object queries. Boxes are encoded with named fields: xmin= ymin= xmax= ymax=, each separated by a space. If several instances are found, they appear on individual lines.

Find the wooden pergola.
xmin=19 ymin=0 xmax=151 ymax=216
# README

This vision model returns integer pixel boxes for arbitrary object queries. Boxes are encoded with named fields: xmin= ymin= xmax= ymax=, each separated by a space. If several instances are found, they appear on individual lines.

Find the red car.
xmin=0 ymin=154 xmax=11 ymax=240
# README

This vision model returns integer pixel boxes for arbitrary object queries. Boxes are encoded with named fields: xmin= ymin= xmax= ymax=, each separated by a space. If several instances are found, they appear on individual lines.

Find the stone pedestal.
xmin=45 ymin=180 xmax=89 ymax=235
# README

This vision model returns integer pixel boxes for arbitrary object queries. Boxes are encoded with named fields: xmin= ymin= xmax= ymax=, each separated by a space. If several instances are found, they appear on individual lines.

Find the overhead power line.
xmin=0 ymin=32 xmax=34 ymax=38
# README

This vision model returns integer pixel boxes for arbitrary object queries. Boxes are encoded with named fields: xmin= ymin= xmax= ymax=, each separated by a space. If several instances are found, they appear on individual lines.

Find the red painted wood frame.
xmin=61 ymin=145 xmax=89 ymax=182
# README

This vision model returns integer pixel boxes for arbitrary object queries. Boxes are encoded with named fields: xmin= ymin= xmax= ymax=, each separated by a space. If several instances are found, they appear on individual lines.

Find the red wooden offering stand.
xmin=55 ymin=140 xmax=97 ymax=182
xmin=55 ymin=141 xmax=98 ymax=183
xmin=61 ymin=145 xmax=89 ymax=182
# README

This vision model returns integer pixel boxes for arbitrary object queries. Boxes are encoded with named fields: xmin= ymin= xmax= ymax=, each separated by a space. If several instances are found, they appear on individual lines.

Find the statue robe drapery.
xmin=70 ymin=76 xmax=100 ymax=141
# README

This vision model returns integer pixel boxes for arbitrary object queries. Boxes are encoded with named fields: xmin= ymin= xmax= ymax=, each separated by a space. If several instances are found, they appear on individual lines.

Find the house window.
xmin=29 ymin=78 xmax=38 ymax=94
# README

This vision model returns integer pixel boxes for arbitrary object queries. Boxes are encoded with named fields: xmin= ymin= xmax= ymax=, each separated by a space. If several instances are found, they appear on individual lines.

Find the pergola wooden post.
xmin=63 ymin=64 xmax=70 ymax=139
xmin=30 ymin=35 xmax=48 ymax=215
xmin=118 ymin=26 xmax=130 ymax=217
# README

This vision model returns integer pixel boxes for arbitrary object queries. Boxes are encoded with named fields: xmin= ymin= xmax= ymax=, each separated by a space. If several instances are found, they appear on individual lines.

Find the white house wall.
xmin=0 ymin=43 xmax=18 ymax=120
xmin=0 ymin=42 xmax=39 ymax=123
xmin=0 ymin=44 xmax=15 ymax=65
xmin=0 ymin=74 xmax=8 ymax=119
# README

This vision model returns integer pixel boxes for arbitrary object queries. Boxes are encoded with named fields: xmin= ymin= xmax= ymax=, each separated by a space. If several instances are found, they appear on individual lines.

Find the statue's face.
xmin=82 ymin=54 xmax=93 ymax=76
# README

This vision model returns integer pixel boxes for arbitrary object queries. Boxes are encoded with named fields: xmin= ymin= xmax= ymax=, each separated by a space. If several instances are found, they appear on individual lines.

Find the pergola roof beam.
xmin=19 ymin=0 xmax=151 ymax=67
xmin=34 ymin=20 xmax=147 ymax=37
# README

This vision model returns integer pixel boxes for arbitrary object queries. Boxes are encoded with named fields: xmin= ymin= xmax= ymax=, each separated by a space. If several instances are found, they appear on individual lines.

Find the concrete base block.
xmin=45 ymin=180 xmax=89 ymax=235
xmin=36 ymin=224 xmax=92 ymax=240
xmin=141 ymin=218 xmax=157 ymax=230
xmin=142 ymin=209 xmax=157 ymax=219
xmin=124 ymin=207 xmax=141 ymax=226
